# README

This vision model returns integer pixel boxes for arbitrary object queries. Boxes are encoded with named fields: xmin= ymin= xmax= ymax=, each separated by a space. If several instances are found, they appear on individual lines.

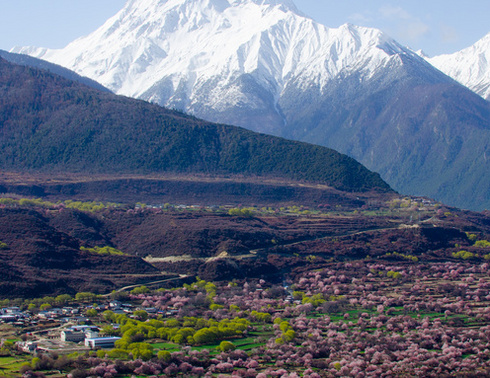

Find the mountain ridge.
xmin=10 ymin=0 xmax=490 ymax=210
xmin=0 ymin=57 xmax=390 ymax=193
xmin=428 ymin=32 xmax=490 ymax=100
xmin=0 ymin=49 xmax=111 ymax=93
xmin=11 ymin=0 xmax=413 ymax=118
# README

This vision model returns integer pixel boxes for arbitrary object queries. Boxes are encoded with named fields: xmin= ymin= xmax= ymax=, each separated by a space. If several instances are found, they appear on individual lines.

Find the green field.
xmin=0 ymin=356 xmax=29 ymax=377
xmin=149 ymin=327 xmax=273 ymax=355
xmin=150 ymin=342 xmax=180 ymax=352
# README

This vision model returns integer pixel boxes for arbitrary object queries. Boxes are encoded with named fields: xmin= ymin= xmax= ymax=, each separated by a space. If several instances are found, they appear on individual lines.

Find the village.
xmin=0 ymin=296 xmax=179 ymax=355
xmin=1 ymin=260 xmax=490 ymax=377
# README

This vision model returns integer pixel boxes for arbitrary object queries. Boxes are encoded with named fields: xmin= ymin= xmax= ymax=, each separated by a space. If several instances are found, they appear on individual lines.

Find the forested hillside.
xmin=0 ymin=58 xmax=389 ymax=192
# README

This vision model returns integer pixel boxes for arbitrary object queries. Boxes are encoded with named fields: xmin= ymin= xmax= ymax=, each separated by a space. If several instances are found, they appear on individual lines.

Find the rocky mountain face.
xmin=428 ymin=33 xmax=490 ymax=101
xmin=12 ymin=0 xmax=490 ymax=210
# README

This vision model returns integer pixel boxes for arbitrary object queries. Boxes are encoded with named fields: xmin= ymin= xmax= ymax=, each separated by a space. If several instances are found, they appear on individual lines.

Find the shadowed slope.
xmin=0 ymin=58 xmax=389 ymax=192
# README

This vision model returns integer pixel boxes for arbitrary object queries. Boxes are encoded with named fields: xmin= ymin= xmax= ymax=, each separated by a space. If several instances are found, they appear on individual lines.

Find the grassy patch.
xmin=191 ymin=344 xmax=220 ymax=354
xmin=150 ymin=342 xmax=180 ymax=352
xmin=0 ymin=356 xmax=29 ymax=377
xmin=231 ymin=336 xmax=266 ymax=351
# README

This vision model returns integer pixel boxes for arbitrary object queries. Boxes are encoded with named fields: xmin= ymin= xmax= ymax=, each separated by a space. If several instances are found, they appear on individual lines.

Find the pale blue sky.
xmin=0 ymin=0 xmax=488 ymax=56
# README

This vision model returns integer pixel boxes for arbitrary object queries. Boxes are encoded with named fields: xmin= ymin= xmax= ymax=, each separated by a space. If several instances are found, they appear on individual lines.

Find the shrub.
xmin=302 ymin=293 xmax=325 ymax=306
xmin=86 ymin=309 xmax=98 ymax=317
xmin=475 ymin=240 xmax=490 ymax=248
xmin=209 ymin=303 xmax=224 ymax=310
xmin=228 ymin=208 xmax=255 ymax=217
xmin=107 ymin=348 xmax=130 ymax=359
xmin=157 ymin=350 xmax=171 ymax=362
xmin=75 ymin=292 xmax=98 ymax=302
xmin=217 ymin=341 xmax=236 ymax=352
xmin=130 ymin=286 xmax=150 ymax=295
xmin=19 ymin=363 xmax=33 ymax=375
xmin=80 ymin=246 xmax=125 ymax=256
xmin=385 ymin=252 xmax=419 ymax=262
xmin=134 ymin=310 xmax=148 ymax=321
xmin=452 ymin=250 xmax=476 ymax=260
xmin=96 ymin=350 xmax=107 ymax=358
xmin=250 ymin=311 xmax=272 ymax=323
xmin=387 ymin=271 xmax=402 ymax=279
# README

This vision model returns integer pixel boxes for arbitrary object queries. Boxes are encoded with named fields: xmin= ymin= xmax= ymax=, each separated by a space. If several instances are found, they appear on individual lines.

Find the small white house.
xmin=17 ymin=341 xmax=38 ymax=353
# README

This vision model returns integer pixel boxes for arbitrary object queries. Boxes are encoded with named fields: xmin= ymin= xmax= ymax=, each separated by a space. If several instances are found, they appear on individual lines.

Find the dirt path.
xmin=250 ymin=225 xmax=402 ymax=255
xmin=103 ymin=274 xmax=193 ymax=296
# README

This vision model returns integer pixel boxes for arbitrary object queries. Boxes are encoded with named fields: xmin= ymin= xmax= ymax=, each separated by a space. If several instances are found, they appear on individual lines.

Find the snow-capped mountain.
xmin=428 ymin=32 xmax=490 ymax=100
xmin=13 ymin=0 xmax=417 ymax=133
xmin=12 ymin=0 xmax=490 ymax=211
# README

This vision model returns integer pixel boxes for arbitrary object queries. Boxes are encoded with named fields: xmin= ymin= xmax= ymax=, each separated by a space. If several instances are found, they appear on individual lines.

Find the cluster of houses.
xmin=0 ymin=306 xmax=90 ymax=326
xmin=106 ymin=300 xmax=134 ymax=314
xmin=108 ymin=300 xmax=177 ymax=318
xmin=0 ymin=307 xmax=28 ymax=324
xmin=0 ymin=302 xmax=129 ymax=327
xmin=1 ymin=300 xmax=177 ymax=354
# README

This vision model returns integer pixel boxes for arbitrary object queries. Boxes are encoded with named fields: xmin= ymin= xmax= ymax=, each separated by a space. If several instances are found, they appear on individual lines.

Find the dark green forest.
xmin=0 ymin=58 xmax=389 ymax=192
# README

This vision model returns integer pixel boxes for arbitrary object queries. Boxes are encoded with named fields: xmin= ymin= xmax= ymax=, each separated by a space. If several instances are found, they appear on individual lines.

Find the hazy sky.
xmin=0 ymin=0 xmax=488 ymax=57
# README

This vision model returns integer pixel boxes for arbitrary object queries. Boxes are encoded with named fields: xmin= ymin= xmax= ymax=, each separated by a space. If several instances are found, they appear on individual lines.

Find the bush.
xmin=134 ymin=310 xmax=149 ymax=321
xmin=157 ymin=350 xmax=171 ymax=362
xmin=228 ymin=208 xmax=255 ymax=217
xmin=107 ymin=348 xmax=130 ymax=360
xmin=80 ymin=246 xmax=125 ymax=256
xmin=452 ymin=250 xmax=476 ymax=260
xmin=209 ymin=303 xmax=224 ymax=310
xmin=217 ymin=341 xmax=236 ymax=352
xmin=302 ymin=293 xmax=325 ymax=306
xmin=96 ymin=350 xmax=107 ymax=358
xmin=250 ymin=311 xmax=272 ymax=323
xmin=475 ymin=240 xmax=490 ymax=248
xmin=86 ymin=309 xmax=98 ymax=317
xmin=75 ymin=292 xmax=98 ymax=302
xmin=130 ymin=286 xmax=150 ymax=295
xmin=387 ymin=271 xmax=402 ymax=279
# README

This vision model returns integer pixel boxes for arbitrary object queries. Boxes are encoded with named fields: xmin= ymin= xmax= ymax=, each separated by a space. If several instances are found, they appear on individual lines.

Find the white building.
xmin=85 ymin=337 xmax=121 ymax=349
xmin=17 ymin=341 xmax=38 ymax=353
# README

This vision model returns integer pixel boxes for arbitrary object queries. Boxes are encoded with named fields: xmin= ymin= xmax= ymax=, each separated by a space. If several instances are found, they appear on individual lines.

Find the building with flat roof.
xmin=85 ymin=337 xmax=121 ymax=349
xmin=61 ymin=330 xmax=86 ymax=343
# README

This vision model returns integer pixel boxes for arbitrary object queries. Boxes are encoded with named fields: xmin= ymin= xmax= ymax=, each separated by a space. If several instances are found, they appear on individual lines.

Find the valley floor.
xmin=2 ymin=261 xmax=490 ymax=377
xmin=0 ymin=174 xmax=489 ymax=376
